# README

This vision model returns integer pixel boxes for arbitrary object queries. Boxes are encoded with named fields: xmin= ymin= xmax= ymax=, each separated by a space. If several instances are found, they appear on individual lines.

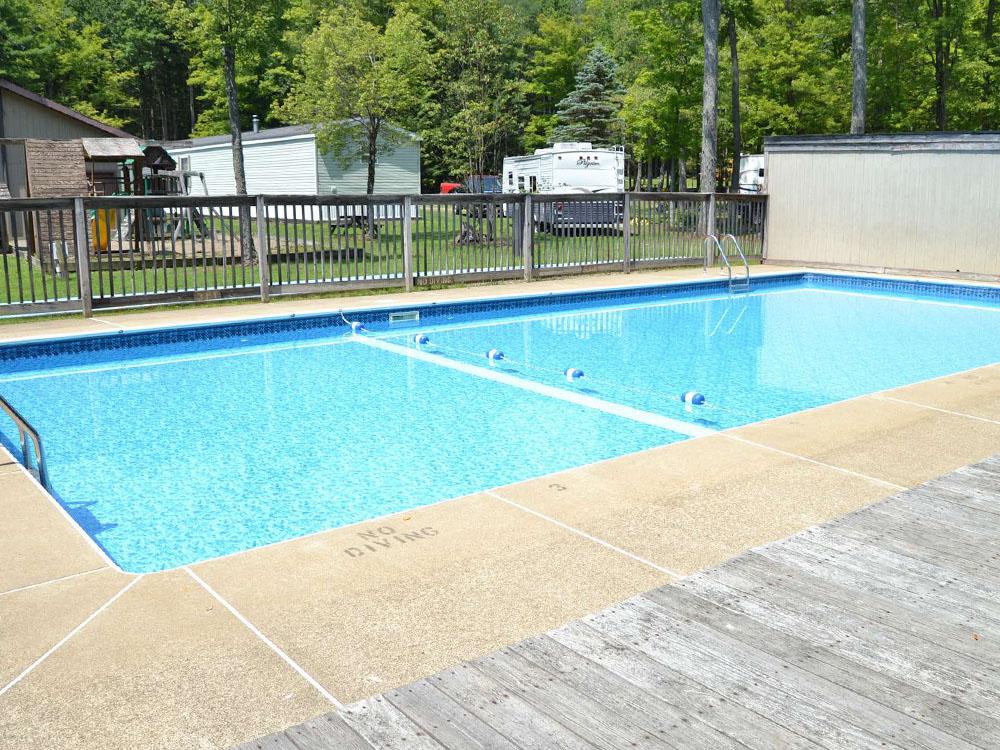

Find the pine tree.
xmin=550 ymin=45 xmax=623 ymax=145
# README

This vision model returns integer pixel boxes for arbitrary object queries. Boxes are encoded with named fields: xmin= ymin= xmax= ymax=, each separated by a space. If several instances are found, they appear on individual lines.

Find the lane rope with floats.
xmin=401 ymin=332 xmax=750 ymax=422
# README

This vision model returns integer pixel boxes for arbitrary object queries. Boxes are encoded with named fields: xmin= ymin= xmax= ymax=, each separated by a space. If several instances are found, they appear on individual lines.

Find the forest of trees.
xmin=1 ymin=0 xmax=998 ymax=191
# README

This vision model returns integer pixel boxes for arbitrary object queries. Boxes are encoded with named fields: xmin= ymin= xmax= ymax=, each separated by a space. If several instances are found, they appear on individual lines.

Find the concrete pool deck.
xmin=2 ymin=266 xmax=1000 ymax=748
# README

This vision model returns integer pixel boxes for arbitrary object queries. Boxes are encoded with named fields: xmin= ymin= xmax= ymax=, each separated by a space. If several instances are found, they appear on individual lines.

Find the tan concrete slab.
xmin=734 ymin=395 xmax=1000 ymax=488
xmin=0 ymin=317 xmax=111 ymax=343
xmin=193 ymin=493 xmax=669 ymax=703
xmin=884 ymin=364 xmax=1000 ymax=421
xmin=0 ymin=265 xmax=800 ymax=343
xmin=0 ymin=568 xmax=130 ymax=686
xmin=0 ymin=570 xmax=331 ymax=750
xmin=0 ymin=471 xmax=109 ymax=593
xmin=493 ymin=435 xmax=893 ymax=576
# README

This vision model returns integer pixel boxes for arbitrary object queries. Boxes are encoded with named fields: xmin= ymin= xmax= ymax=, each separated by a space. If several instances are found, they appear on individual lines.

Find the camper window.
xmin=517 ymin=175 xmax=525 ymax=191
xmin=507 ymin=172 xmax=513 ymax=186
xmin=529 ymin=176 xmax=537 ymax=192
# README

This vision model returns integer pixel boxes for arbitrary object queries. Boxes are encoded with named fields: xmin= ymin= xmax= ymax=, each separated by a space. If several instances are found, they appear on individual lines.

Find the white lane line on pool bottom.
xmin=184 ymin=567 xmax=345 ymax=710
xmin=0 ymin=566 xmax=107 ymax=599
xmin=874 ymin=394 xmax=1000 ymax=426
xmin=484 ymin=490 xmax=684 ymax=578
xmin=0 ymin=574 xmax=142 ymax=698
xmin=353 ymin=335 xmax=714 ymax=438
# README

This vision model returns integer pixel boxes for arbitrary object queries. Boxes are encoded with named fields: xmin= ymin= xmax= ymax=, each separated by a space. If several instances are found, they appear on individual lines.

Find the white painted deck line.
xmin=0 ymin=574 xmax=142 ymax=698
xmin=0 ymin=566 xmax=107 ymax=599
xmin=184 ymin=567 xmax=345 ymax=710
xmin=722 ymin=433 xmax=908 ymax=492
xmin=874 ymin=394 xmax=1000 ymax=426
xmin=484 ymin=490 xmax=684 ymax=578
xmin=353 ymin=335 xmax=714 ymax=438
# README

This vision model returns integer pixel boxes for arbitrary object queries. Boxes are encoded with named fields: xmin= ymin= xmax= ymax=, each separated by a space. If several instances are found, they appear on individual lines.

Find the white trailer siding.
xmin=172 ymin=135 xmax=318 ymax=196
xmin=316 ymin=138 xmax=421 ymax=195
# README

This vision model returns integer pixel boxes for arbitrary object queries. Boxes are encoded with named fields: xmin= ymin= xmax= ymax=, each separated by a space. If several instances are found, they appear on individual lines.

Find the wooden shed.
xmin=0 ymin=78 xmax=133 ymax=197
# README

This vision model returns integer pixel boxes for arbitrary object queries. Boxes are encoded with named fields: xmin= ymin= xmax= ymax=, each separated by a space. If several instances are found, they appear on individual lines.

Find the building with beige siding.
xmin=763 ymin=133 xmax=1000 ymax=279
xmin=0 ymin=79 xmax=133 ymax=198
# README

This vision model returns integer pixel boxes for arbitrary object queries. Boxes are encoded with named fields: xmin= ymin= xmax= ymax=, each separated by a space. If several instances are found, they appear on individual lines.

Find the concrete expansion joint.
xmin=0 ymin=566 xmax=108 ymax=598
xmin=183 ymin=566 xmax=347 ymax=711
xmin=874 ymin=394 xmax=1000 ymax=426
xmin=720 ymin=433 xmax=909 ymax=492
xmin=0 ymin=574 xmax=143 ymax=698
xmin=483 ymin=489 xmax=684 ymax=578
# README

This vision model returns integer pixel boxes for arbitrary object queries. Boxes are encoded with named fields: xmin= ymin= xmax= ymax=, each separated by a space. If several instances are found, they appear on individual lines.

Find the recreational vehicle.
xmin=738 ymin=154 xmax=766 ymax=193
xmin=502 ymin=143 xmax=625 ymax=232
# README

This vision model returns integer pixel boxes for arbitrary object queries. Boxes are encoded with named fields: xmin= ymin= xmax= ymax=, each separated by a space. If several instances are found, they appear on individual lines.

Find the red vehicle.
xmin=439 ymin=181 xmax=463 ymax=194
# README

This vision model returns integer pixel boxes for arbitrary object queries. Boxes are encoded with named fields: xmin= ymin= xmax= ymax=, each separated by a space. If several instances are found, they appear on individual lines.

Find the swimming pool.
xmin=3 ymin=272 xmax=1000 ymax=572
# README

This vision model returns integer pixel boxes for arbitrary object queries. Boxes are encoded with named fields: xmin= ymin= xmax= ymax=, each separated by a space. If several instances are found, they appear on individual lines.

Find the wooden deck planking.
xmin=237 ymin=457 xmax=1000 ymax=750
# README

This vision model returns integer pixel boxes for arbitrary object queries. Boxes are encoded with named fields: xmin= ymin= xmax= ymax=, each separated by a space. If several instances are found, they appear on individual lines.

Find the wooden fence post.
xmin=521 ymin=194 xmax=533 ymax=281
xmin=256 ymin=195 xmax=270 ymax=302
xmin=622 ymin=192 xmax=631 ymax=273
xmin=402 ymin=195 xmax=414 ymax=292
xmin=704 ymin=193 xmax=717 ymax=270
xmin=72 ymin=197 xmax=92 ymax=318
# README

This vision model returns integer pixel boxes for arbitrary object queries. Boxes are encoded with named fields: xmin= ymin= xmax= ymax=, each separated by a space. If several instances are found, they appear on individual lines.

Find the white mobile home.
xmin=160 ymin=124 xmax=421 ymax=213
xmin=502 ymin=142 xmax=625 ymax=195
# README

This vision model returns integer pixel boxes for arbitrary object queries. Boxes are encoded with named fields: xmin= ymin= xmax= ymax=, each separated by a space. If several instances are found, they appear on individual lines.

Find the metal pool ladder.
xmin=705 ymin=234 xmax=751 ymax=293
xmin=0 ymin=393 xmax=49 ymax=489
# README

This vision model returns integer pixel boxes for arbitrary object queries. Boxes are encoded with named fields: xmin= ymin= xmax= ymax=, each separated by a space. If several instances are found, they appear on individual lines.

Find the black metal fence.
xmin=0 ymin=192 xmax=766 ymax=317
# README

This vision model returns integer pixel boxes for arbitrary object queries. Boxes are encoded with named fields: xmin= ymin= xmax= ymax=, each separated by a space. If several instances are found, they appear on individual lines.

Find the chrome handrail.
xmin=704 ymin=234 xmax=731 ymax=284
xmin=0 ymin=394 xmax=48 ymax=489
xmin=721 ymin=233 xmax=751 ymax=290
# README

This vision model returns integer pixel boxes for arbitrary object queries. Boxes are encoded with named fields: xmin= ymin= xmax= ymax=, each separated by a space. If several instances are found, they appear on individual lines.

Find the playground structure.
xmin=0 ymin=137 xmax=240 ymax=272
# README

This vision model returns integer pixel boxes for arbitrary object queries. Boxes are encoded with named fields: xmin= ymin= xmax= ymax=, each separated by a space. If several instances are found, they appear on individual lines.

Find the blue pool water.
xmin=3 ymin=273 xmax=1000 ymax=572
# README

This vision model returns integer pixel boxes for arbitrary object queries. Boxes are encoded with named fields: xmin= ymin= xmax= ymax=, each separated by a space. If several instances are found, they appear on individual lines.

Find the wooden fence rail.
xmin=0 ymin=192 xmax=767 ymax=317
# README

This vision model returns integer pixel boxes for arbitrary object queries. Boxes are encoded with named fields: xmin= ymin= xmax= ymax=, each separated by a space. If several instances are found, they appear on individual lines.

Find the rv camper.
xmin=738 ymin=154 xmax=766 ymax=194
xmin=502 ymin=143 xmax=625 ymax=232
xmin=502 ymin=143 xmax=625 ymax=194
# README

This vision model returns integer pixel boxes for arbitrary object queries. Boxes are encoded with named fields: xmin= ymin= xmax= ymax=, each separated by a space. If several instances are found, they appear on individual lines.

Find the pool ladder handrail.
xmin=0 ymin=393 xmax=49 ymax=489
xmin=705 ymin=233 xmax=751 ymax=293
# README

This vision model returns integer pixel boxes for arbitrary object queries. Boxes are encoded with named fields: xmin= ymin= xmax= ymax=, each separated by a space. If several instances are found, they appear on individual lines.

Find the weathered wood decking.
xmin=238 ymin=457 xmax=1000 ymax=750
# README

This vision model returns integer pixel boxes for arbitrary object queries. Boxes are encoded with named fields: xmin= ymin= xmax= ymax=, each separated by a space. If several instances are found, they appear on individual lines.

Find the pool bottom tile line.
xmin=351 ymin=334 xmax=714 ymax=439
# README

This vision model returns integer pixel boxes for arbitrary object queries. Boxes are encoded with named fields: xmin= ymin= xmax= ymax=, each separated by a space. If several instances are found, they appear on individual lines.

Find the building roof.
xmin=0 ymin=79 xmax=133 ymax=138
xmin=764 ymin=132 xmax=1000 ymax=153
xmin=81 ymin=137 xmax=145 ymax=161
xmin=160 ymin=122 xmax=420 ymax=151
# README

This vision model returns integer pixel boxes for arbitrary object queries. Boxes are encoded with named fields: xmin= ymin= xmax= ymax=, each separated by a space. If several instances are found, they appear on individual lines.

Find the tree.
xmin=738 ymin=0 xmax=851 ymax=149
xmin=282 ymin=8 xmax=430 ymax=195
xmin=522 ymin=13 xmax=590 ymax=150
xmin=851 ymin=0 xmax=868 ymax=133
xmin=619 ymin=1 xmax=702 ymax=190
xmin=925 ymin=0 xmax=973 ymax=129
xmin=0 ymin=0 xmax=135 ymax=127
xmin=69 ymin=0 xmax=192 ymax=138
xmin=985 ymin=0 xmax=998 ymax=127
xmin=427 ymin=0 xmax=526 ymax=182
xmin=727 ymin=7 xmax=742 ymax=190
xmin=174 ymin=0 xmax=285 ymax=262
xmin=700 ymin=0 xmax=721 ymax=194
xmin=551 ymin=45 xmax=624 ymax=144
